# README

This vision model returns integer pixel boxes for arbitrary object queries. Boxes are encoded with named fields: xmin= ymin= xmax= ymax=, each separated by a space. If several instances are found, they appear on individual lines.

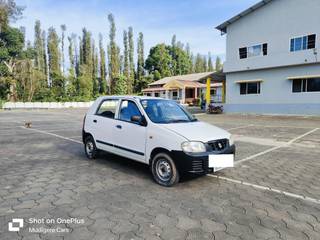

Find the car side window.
xmin=119 ymin=100 xmax=142 ymax=122
xmin=96 ymin=99 xmax=119 ymax=119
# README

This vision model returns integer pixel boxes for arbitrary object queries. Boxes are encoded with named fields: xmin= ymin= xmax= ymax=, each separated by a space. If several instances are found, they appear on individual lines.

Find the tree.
xmin=66 ymin=34 xmax=77 ymax=98
xmin=194 ymin=54 xmax=204 ymax=73
xmin=0 ymin=0 xmax=24 ymax=32
xmin=170 ymin=45 xmax=192 ymax=76
xmin=92 ymin=41 xmax=99 ymax=96
xmin=136 ymin=32 xmax=145 ymax=92
xmin=98 ymin=33 xmax=106 ymax=94
xmin=81 ymin=28 xmax=92 ymax=66
xmin=107 ymin=13 xmax=120 ymax=94
xmin=208 ymin=52 xmax=214 ymax=71
xmin=202 ymin=56 xmax=207 ymax=72
xmin=145 ymin=44 xmax=172 ymax=80
xmin=47 ymin=27 xmax=63 ymax=97
xmin=171 ymin=34 xmax=176 ymax=48
xmin=113 ymin=74 xmax=127 ymax=95
xmin=34 ymin=20 xmax=45 ymax=74
xmin=123 ymin=30 xmax=129 ymax=92
xmin=15 ymin=47 xmax=43 ymax=102
xmin=185 ymin=43 xmax=193 ymax=73
xmin=79 ymin=28 xmax=93 ymax=98
xmin=215 ymin=56 xmax=223 ymax=72
xmin=0 ymin=26 xmax=24 ymax=100
xmin=128 ymin=26 xmax=134 ymax=94
xmin=68 ymin=35 xmax=76 ymax=78
xmin=60 ymin=24 xmax=66 ymax=75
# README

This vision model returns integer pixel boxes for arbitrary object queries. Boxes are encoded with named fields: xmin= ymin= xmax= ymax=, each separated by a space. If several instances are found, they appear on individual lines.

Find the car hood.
xmin=162 ymin=121 xmax=230 ymax=142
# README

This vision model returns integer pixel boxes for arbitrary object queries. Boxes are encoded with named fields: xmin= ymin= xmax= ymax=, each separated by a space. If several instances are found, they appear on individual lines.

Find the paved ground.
xmin=0 ymin=109 xmax=320 ymax=240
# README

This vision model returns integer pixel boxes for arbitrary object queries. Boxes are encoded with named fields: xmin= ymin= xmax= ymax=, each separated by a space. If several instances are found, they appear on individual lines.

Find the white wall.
xmin=224 ymin=0 xmax=320 ymax=73
xmin=226 ymin=64 xmax=320 ymax=105
xmin=3 ymin=102 xmax=94 ymax=109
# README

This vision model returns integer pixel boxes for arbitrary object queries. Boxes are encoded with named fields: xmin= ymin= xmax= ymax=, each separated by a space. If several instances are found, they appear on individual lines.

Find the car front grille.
xmin=207 ymin=139 xmax=229 ymax=152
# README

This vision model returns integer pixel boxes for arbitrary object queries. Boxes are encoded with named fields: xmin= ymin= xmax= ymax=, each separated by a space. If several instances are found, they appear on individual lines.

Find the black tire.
xmin=84 ymin=135 xmax=98 ymax=159
xmin=151 ymin=152 xmax=179 ymax=187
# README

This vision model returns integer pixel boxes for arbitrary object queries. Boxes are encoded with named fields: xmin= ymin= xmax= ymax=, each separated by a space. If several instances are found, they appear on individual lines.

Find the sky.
xmin=14 ymin=0 xmax=258 ymax=61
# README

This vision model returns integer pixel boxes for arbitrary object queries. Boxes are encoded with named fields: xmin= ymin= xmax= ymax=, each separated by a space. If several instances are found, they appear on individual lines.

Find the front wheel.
xmin=151 ymin=152 xmax=179 ymax=187
xmin=84 ymin=135 xmax=98 ymax=159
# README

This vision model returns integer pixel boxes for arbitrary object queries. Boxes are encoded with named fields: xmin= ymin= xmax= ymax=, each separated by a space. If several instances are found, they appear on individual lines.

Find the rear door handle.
xmin=116 ymin=125 xmax=122 ymax=129
xmin=93 ymin=119 xmax=97 ymax=123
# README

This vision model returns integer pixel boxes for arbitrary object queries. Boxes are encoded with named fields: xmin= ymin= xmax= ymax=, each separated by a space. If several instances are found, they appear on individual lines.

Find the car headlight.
xmin=229 ymin=135 xmax=235 ymax=145
xmin=181 ymin=141 xmax=206 ymax=153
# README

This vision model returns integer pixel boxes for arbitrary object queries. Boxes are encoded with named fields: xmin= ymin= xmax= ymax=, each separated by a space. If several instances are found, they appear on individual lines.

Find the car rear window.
xmin=96 ymin=99 xmax=119 ymax=118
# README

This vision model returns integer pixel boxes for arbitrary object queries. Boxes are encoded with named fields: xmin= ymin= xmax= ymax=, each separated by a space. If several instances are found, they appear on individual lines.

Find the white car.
xmin=82 ymin=96 xmax=235 ymax=186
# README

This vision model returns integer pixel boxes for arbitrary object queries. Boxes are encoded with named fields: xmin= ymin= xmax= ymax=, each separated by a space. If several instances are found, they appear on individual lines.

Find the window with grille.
xmin=290 ymin=34 xmax=316 ymax=52
xmin=240 ymin=82 xmax=261 ymax=95
xmin=292 ymin=78 xmax=320 ymax=92
xmin=239 ymin=43 xmax=268 ymax=59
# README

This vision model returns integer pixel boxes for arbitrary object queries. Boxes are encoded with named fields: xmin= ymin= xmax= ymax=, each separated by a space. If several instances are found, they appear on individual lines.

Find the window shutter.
xmin=240 ymin=83 xmax=246 ymax=94
xmin=307 ymin=34 xmax=316 ymax=49
xmin=262 ymin=43 xmax=268 ymax=55
xmin=239 ymin=47 xmax=247 ymax=59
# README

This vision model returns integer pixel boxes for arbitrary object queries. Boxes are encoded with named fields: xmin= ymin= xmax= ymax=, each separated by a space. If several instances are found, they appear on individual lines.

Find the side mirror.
xmin=131 ymin=115 xmax=148 ymax=126
xmin=131 ymin=115 xmax=141 ymax=123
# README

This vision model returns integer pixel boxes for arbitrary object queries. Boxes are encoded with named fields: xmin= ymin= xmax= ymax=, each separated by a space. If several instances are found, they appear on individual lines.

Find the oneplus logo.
xmin=8 ymin=219 xmax=24 ymax=232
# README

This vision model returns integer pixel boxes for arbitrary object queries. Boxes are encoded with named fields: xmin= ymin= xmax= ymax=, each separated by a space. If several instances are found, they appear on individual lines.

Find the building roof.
xmin=148 ymin=71 xmax=226 ymax=86
xmin=164 ymin=80 xmax=205 ymax=89
xmin=216 ymin=0 xmax=273 ymax=33
xmin=148 ymin=72 xmax=215 ymax=86
xmin=143 ymin=80 xmax=205 ymax=92
xmin=142 ymin=87 xmax=166 ymax=92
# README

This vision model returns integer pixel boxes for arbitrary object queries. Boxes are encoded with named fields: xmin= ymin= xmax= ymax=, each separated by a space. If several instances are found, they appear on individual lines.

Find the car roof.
xmin=98 ymin=95 xmax=168 ymax=101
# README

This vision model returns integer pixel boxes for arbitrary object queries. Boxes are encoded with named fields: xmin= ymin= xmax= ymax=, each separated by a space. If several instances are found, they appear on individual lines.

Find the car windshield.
xmin=140 ymin=99 xmax=197 ymax=124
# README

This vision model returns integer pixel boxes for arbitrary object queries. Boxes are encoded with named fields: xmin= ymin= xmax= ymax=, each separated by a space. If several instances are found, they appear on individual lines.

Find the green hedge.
xmin=0 ymin=100 xmax=5 ymax=109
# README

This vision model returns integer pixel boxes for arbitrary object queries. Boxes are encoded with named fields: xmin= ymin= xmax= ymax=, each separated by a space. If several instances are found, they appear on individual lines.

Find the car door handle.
xmin=93 ymin=119 xmax=97 ymax=123
xmin=116 ymin=125 xmax=122 ymax=129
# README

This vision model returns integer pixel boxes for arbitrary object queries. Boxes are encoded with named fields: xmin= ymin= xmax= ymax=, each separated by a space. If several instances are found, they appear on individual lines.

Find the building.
xmin=216 ymin=0 xmax=320 ymax=115
xmin=142 ymin=72 xmax=225 ymax=105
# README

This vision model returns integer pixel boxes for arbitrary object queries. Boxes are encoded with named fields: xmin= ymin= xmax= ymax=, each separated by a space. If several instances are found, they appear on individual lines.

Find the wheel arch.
xmin=149 ymin=147 xmax=172 ymax=164
xmin=82 ymin=131 xmax=94 ymax=144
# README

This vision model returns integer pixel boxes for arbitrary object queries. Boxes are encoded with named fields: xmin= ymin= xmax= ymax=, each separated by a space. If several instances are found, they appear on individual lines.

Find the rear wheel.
xmin=151 ymin=152 xmax=179 ymax=187
xmin=84 ymin=135 xmax=98 ymax=159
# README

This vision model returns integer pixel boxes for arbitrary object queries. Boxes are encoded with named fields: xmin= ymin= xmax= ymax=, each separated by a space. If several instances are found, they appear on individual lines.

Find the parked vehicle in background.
xmin=207 ymin=103 xmax=224 ymax=114
xmin=82 ymin=96 xmax=235 ymax=186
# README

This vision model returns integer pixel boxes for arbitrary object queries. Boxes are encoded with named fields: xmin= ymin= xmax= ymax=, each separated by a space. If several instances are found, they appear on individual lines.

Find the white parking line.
xmin=196 ymin=120 xmax=316 ymax=129
xmin=235 ymin=146 xmax=282 ymax=166
xmin=207 ymin=174 xmax=320 ymax=205
xmin=235 ymin=127 xmax=319 ymax=165
xmin=20 ymin=127 xmax=82 ymax=144
xmin=46 ymin=128 xmax=81 ymax=133
xmin=287 ymin=127 xmax=319 ymax=144
xmin=20 ymin=126 xmax=320 ymax=205
xmin=226 ymin=125 xmax=253 ymax=131
xmin=193 ymin=113 xmax=206 ymax=116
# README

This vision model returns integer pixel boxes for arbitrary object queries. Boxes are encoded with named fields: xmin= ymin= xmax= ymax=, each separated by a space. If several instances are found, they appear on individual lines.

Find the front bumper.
xmin=171 ymin=144 xmax=235 ymax=175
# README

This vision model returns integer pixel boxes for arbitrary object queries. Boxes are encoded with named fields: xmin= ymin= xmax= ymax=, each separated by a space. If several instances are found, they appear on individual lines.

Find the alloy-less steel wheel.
xmin=151 ymin=152 xmax=179 ymax=187
xmin=84 ymin=136 xmax=98 ymax=159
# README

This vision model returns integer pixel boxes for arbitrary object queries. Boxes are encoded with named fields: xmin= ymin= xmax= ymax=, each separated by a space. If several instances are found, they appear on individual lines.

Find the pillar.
xmin=206 ymin=78 xmax=211 ymax=109
xmin=222 ymin=80 xmax=226 ymax=103
xmin=181 ymin=88 xmax=186 ymax=104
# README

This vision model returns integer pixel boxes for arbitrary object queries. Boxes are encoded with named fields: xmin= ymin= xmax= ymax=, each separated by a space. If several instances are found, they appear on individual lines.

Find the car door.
xmin=112 ymin=99 xmax=147 ymax=163
xmin=92 ymin=98 xmax=120 ymax=153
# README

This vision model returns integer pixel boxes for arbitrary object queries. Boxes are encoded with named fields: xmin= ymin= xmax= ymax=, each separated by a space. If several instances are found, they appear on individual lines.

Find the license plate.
xmin=209 ymin=154 xmax=234 ymax=170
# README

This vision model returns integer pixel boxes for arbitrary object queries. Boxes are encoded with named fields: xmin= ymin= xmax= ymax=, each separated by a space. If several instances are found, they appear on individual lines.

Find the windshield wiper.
xmin=168 ymin=119 xmax=190 ymax=123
